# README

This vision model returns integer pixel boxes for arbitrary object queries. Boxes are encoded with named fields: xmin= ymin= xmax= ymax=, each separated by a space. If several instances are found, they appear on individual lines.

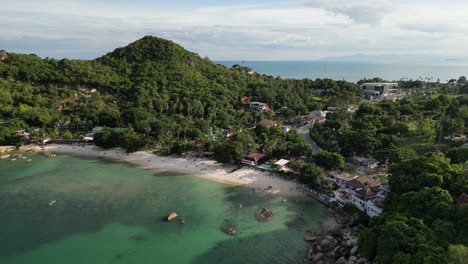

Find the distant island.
xmin=0 ymin=36 xmax=467 ymax=264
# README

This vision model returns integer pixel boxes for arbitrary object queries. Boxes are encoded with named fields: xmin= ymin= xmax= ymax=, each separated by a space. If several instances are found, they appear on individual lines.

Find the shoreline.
xmin=21 ymin=144 xmax=314 ymax=200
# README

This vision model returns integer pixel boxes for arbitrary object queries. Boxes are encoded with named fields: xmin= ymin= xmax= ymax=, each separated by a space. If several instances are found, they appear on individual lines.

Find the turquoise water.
xmin=217 ymin=61 xmax=468 ymax=82
xmin=0 ymin=153 xmax=334 ymax=264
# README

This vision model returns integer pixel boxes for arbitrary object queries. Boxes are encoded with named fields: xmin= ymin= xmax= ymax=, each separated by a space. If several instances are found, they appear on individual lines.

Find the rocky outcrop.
xmin=303 ymin=208 xmax=374 ymax=264
xmin=0 ymin=146 xmax=15 ymax=153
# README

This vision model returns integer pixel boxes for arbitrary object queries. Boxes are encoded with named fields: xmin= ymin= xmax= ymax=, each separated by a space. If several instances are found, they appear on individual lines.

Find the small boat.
xmin=167 ymin=212 xmax=178 ymax=221
xmin=48 ymin=200 xmax=56 ymax=206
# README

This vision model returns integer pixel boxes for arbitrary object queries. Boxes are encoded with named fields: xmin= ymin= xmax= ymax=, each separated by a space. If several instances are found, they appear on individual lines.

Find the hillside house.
xmin=259 ymin=119 xmax=277 ymax=127
xmin=250 ymin=102 xmax=272 ymax=112
xmin=456 ymin=193 xmax=468 ymax=205
xmin=347 ymin=156 xmax=379 ymax=169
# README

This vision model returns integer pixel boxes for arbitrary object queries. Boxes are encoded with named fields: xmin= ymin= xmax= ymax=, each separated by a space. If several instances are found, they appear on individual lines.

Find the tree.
xmin=457 ymin=76 xmax=467 ymax=85
xmin=313 ymin=150 xmax=345 ymax=170
xmin=447 ymin=147 xmax=468 ymax=164
xmin=389 ymin=151 xmax=458 ymax=194
xmin=397 ymin=187 xmax=454 ymax=224
xmin=93 ymin=129 xmax=122 ymax=149
xmin=299 ymin=163 xmax=324 ymax=187
xmin=359 ymin=214 xmax=446 ymax=264
xmin=212 ymin=142 xmax=241 ymax=164
xmin=448 ymin=244 xmax=468 ymax=264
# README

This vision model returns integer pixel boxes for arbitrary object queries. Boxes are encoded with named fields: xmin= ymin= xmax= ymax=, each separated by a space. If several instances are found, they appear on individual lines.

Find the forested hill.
xmin=0 ymin=36 xmax=361 ymax=150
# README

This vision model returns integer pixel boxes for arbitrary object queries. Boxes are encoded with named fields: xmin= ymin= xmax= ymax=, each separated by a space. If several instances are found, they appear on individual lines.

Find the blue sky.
xmin=1 ymin=0 xmax=468 ymax=60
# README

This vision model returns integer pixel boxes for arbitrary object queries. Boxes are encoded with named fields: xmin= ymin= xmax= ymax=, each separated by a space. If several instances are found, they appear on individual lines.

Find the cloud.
xmin=304 ymin=0 xmax=394 ymax=25
xmin=1 ymin=1 xmax=468 ymax=60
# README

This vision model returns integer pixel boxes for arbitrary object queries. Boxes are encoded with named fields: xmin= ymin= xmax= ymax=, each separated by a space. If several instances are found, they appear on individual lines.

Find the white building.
xmin=362 ymin=82 xmax=398 ymax=97
xmin=250 ymin=102 xmax=271 ymax=112
xmin=331 ymin=176 xmax=387 ymax=217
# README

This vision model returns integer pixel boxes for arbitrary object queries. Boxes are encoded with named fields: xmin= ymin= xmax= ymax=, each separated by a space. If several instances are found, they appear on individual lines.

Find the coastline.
xmin=21 ymin=144 xmax=313 ymax=199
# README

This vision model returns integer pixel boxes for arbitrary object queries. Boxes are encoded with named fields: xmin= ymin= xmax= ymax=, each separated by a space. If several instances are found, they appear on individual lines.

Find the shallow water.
xmin=0 ymin=153 xmax=334 ymax=264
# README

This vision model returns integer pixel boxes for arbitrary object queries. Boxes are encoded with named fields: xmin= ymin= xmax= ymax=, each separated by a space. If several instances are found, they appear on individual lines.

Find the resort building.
xmin=326 ymin=170 xmax=357 ymax=187
xmin=362 ymin=82 xmax=398 ymax=97
xmin=331 ymin=175 xmax=387 ymax=217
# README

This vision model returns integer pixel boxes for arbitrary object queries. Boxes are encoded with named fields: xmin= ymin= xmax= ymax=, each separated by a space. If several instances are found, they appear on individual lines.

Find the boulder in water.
xmin=256 ymin=208 xmax=273 ymax=220
xmin=167 ymin=212 xmax=178 ymax=221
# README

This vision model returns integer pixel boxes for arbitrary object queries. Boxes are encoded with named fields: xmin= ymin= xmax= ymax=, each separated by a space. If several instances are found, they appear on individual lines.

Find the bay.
xmin=0 ymin=153 xmax=334 ymax=264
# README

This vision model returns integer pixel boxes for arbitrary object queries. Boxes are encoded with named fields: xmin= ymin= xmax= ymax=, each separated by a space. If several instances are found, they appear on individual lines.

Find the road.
xmin=298 ymin=124 xmax=322 ymax=154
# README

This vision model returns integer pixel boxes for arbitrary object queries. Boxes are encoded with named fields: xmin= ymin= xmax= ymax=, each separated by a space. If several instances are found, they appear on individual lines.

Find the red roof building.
xmin=456 ymin=193 xmax=468 ymax=205
xmin=240 ymin=97 xmax=250 ymax=104
xmin=259 ymin=119 xmax=277 ymax=127
xmin=241 ymin=153 xmax=268 ymax=166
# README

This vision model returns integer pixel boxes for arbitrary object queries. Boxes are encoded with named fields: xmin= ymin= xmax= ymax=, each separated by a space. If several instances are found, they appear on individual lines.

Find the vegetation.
xmin=307 ymin=93 xmax=468 ymax=263
xmin=0 ymin=36 xmax=362 ymax=153
xmin=1 ymin=36 xmax=467 ymax=263
xmin=311 ymin=95 xmax=468 ymax=158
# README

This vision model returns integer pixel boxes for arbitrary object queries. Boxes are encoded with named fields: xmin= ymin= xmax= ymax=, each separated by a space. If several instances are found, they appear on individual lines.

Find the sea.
xmin=0 ymin=152 xmax=334 ymax=264
xmin=216 ymin=61 xmax=468 ymax=83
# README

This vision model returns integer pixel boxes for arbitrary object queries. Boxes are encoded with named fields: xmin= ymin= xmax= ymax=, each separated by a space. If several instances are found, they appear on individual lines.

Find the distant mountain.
xmin=319 ymin=54 xmax=467 ymax=63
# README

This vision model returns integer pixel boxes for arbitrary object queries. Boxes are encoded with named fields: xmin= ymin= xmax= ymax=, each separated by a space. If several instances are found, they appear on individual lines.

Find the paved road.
xmin=298 ymin=124 xmax=322 ymax=154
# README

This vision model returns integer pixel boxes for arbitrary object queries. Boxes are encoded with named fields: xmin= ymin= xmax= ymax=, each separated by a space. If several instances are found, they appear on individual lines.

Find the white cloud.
xmin=0 ymin=1 xmax=468 ymax=60
xmin=304 ymin=0 xmax=394 ymax=25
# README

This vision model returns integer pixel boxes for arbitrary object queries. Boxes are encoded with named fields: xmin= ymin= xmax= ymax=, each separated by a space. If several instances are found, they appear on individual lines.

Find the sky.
xmin=1 ymin=0 xmax=468 ymax=60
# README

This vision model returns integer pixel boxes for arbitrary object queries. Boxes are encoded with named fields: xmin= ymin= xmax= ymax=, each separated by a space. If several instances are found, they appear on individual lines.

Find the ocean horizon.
xmin=216 ymin=60 xmax=468 ymax=83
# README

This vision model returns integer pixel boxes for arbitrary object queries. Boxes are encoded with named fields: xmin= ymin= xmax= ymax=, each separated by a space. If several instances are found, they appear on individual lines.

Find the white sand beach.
xmin=21 ymin=144 xmax=312 ymax=199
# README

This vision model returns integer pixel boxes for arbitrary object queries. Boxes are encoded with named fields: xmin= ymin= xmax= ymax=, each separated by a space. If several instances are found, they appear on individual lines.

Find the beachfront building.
xmin=326 ymin=170 xmax=357 ymax=187
xmin=241 ymin=153 xmax=268 ymax=166
xmin=274 ymin=159 xmax=290 ymax=172
xmin=362 ymin=82 xmax=398 ymax=97
xmin=332 ymin=175 xmax=387 ymax=217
